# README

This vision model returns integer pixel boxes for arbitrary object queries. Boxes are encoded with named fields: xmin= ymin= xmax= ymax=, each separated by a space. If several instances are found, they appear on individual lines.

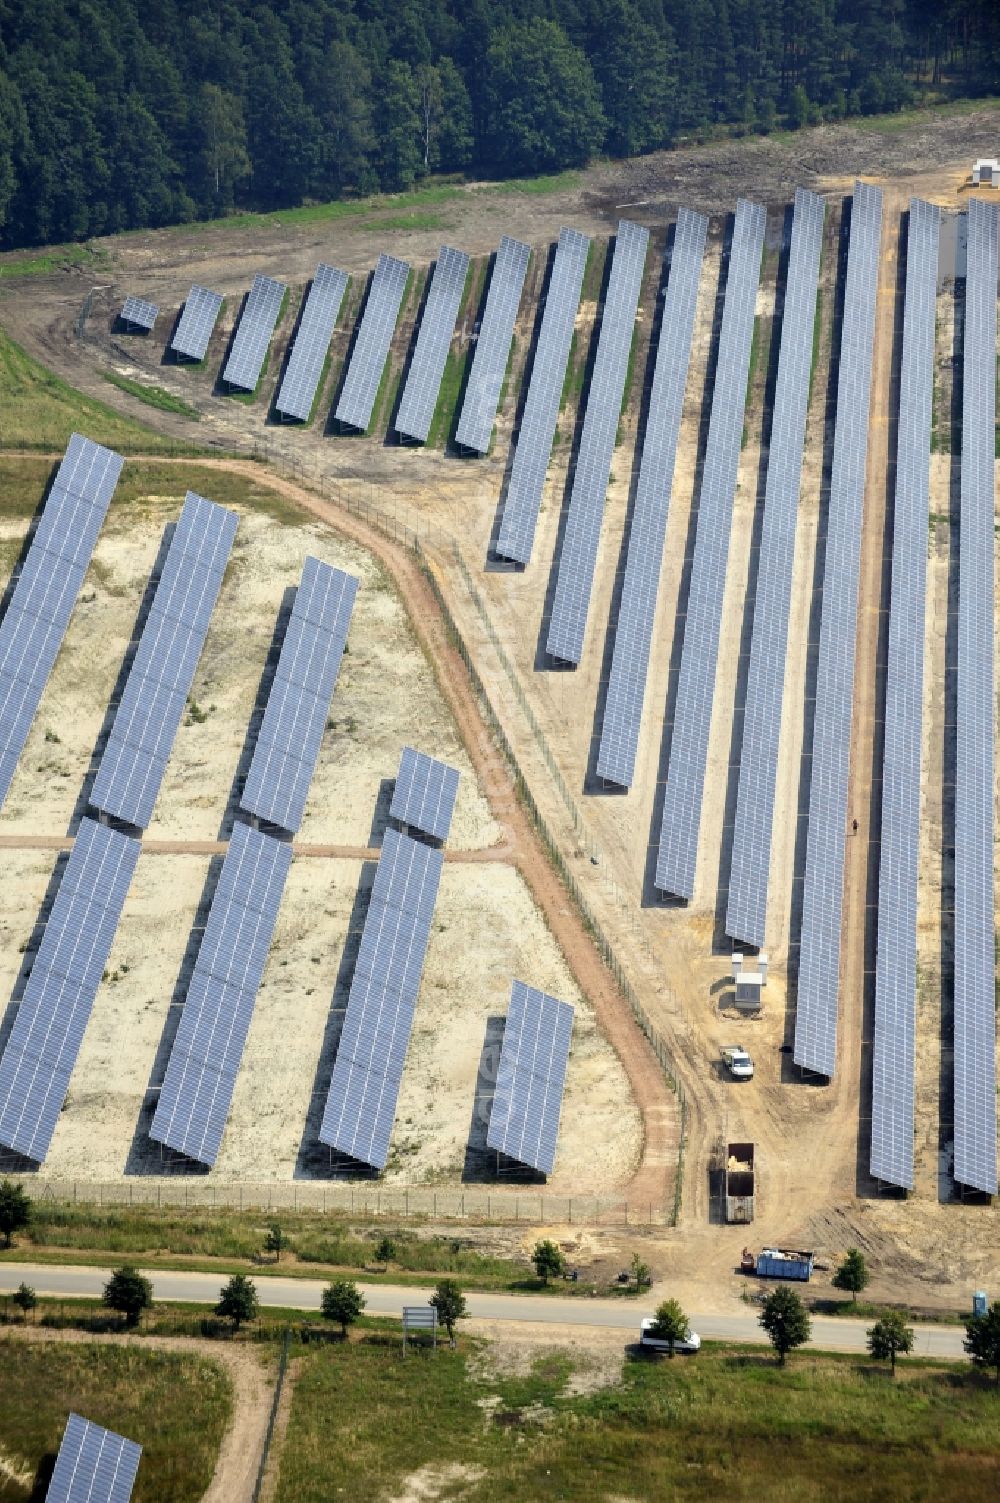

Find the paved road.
xmin=0 ymin=1262 xmax=966 ymax=1358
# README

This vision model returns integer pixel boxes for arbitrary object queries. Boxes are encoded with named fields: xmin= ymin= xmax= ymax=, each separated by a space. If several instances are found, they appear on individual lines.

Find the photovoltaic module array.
xmin=726 ymin=187 xmax=826 ymax=947
xmin=275 ymin=262 xmax=349 ymax=421
xmin=171 ymin=284 xmax=224 ymax=361
xmin=222 ymin=272 xmax=286 ymax=391
xmin=953 ymin=195 xmax=998 ymax=1196
xmin=486 ymin=979 xmax=574 ymax=1175
xmin=120 ymin=295 xmax=158 ymax=331
xmin=0 ymin=433 xmax=123 ymax=810
xmin=335 ymin=254 xmax=410 ymax=431
xmin=240 ymin=557 xmax=358 ymax=834
xmin=46 ymin=1413 xmax=142 ymax=1503
xmin=149 ymin=822 xmax=292 ymax=1167
xmin=90 ymin=492 xmax=238 ymax=830
xmin=395 ymin=245 xmax=470 ymax=442
xmin=0 ymin=818 xmax=139 ymax=1164
xmin=494 ymin=227 xmax=591 ymax=564
xmin=455 ymin=235 xmax=531 ymax=453
xmin=655 ymin=199 xmax=767 ymax=899
xmin=870 ymin=198 xmax=939 ymax=1191
xmin=794 ymin=181 xmax=883 ymax=1079
xmin=389 ymin=746 xmax=460 ymax=843
xmin=319 ymin=827 xmax=444 ymax=1170
xmin=596 ymin=207 xmax=708 ymax=788
xmin=545 ymin=219 xmax=649 ymax=665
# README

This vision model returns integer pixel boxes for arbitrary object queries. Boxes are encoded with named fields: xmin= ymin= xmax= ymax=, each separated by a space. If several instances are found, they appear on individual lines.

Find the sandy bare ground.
xmin=1 ymin=1324 xmax=274 ymax=1503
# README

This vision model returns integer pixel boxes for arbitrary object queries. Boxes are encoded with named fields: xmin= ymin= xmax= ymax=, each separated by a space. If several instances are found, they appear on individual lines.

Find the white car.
xmin=639 ymin=1318 xmax=701 ymax=1354
xmin=722 ymin=1046 xmax=754 ymax=1080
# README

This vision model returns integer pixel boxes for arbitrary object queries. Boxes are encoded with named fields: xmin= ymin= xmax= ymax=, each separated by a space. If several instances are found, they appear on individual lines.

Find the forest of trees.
xmin=0 ymin=0 xmax=998 ymax=250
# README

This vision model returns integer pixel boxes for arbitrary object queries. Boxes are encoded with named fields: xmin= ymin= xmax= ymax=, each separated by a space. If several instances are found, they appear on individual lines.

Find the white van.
xmin=639 ymin=1318 xmax=701 ymax=1354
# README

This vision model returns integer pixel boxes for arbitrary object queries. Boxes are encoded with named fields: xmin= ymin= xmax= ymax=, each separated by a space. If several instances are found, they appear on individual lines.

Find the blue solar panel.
xmin=335 ymin=254 xmax=410 ymax=431
xmin=655 ymin=200 xmax=767 ymax=899
xmin=486 ymin=979 xmax=574 ymax=1175
xmin=596 ymin=208 xmax=708 ymax=789
xmin=495 ymin=228 xmax=591 ymax=564
xmin=0 ymin=435 xmax=123 ymax=811
xmin=222 ymin=273 xmax=286 ymax=391
xmin=0 ymin=819 xmax=139 ymax=1163
xmin=455 ymin=235 xmax=531 ymax=453
xmin=241 ymin=557 xmax=358 ymax=834
xmin=953 ymin=196 xmax=998 ymax=1195
xmin=46 ymin=1412 xmax=142 ymax=1503
xmin=276 ymin=263 xmax=349 ymax=421
xmin=727 ymin=188 xmax=826 ymax=945
xmin=794 ymin=181 xmax=883 ymax=1078
xmin=171 ymin=285 xmax=224 ymax=362
xmin=149 ymin=823 xmax=291 ymax=1166
xmin=546 ymin=220 xmax=649 ymax=664
xmin=121 ymin=295 xmax=158 ymax=331
xmin=396 ymin=246 xmax=470 ymax=442
xmin=870 ymin=199 xmax=939 ymax=1191
xmin=319 ymin=828 xmax=443 ymax=1169
xmin=90 ymin=492 xmax=238 ymax=829
xmin=389 ymin=746 xmax=460 ymax=842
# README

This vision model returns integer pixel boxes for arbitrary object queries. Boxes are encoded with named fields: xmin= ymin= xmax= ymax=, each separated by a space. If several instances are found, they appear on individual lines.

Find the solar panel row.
xmin=726 ymin=187 xmax=826 ymax=947
xmin=0 ymin=819 xmax=139 ymax=1163
xmin=240 ymin=557 xmax=358 ymax=834
xmin=390 ymin=746 xmax=460 ymax=843
xmin=494 ymin=228 xmax=591 ymax=565
xmin=47 ymin=1413 xmax=142 ymax=1503
xmin=486 ymin=978 xmax=574 ymax=1175
xmin=395 ymin=246 xmax=470 ymax=442
xmin=0 ymin=434 xmax=123 ymax=811
xmin=222 ymin=273 xmax=286 ymax=391
xmin=319 ymin=827 xmax=444 ymax=1170
xmin=171 ymin=285 xmax=224 ymax=362
xmin=545 ymin=220 xmax=650 ymax=665
xmin=335 ymin=254 xmax=410 ymax=432
xmin=90 ymin=492 xmax=238 ymax=829
xmin=654 ymin=199 xmax=767 ymax=899
xmin=275 ymin=262 xmax=349 ymax=422
xmin=149 ymin=822 xmax=292 ymax=1167
xmin=870 ymin=199 xmax=939 ymax=1191
xmin=455 ymin=235 xmax=531 ymax=453
xmin=953 ymin=196 xmax=998 ymax=1196
xmin=120 ymin=295 xmax=158 ymax=331
xmin=793 ymin=181 xmax=883 ymax=1078
xmin=595 ymin=209 xmax=708 ymax=790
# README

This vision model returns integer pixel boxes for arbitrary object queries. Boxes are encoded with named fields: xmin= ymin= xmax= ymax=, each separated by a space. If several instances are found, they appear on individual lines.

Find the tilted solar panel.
xmin=545 ymin=220 xmax=650 ymax=665
xmin=47 ymin=1412 xmax=142 ymax=1503
xmin=335 ymin=254 xmax=410 ymax=431
xmin=953 ymin=196 xmax=998 ymax=1195
xmin=120 ymin=295 xmax=158 ymax=331
xmin=494 ymin=227 xmax=591 ymax=564
xmin=389 ymin=746 xmax=460 ymax=842
xmin=870 ymin=198 xmax=939 ymax=1191
xmin=319 ymin=827 xmax=443 ymax=1169
xmin=0 ymin=819 xmax=139 ymax=1163
xmin=794 ymin=181 xmax=883 ymax=1078
xmin=596 ymin=208 xmax=708 ymax=788
xmin=171 ymin=285 xmax=224 ymax=362
xmin=149 ymin=822 xmax=292 ymax=1166
xmin=222 ymin=273 xmax=286 ymax=391
xmin=486 ymin=978 xmax=574 ymax=1175
xmin=240 ymin=557 xmax=359 ymax=834
xmin=654 ymin=199 xmax=767 ymax=899
xmin=395 ymin=246 xmax=470 ymax=442
xmin=455 ymin=235 xmax=531 ymax=453
xmin=276 ymin=262 xmax=349 ymax=421
xmin=726 ymin=187 xmax=826 ymax=947
xmin=90 ymin=492 xmax=238 ymax=829
xmin=0 ymin=435 xmax=123 ymax=811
